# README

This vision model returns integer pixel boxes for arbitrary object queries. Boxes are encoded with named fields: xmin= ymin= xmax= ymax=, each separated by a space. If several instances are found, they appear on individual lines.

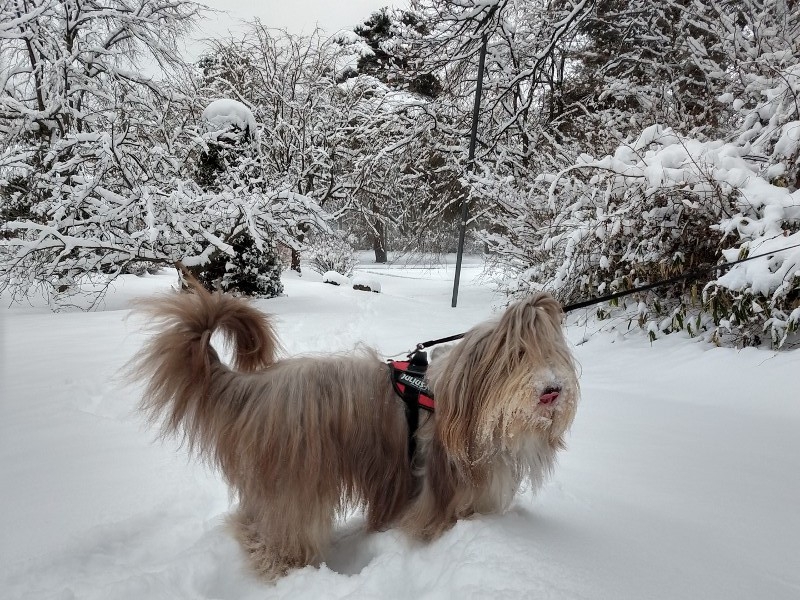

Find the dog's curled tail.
xmin=128 ymin=282 xmax=279 ymax=445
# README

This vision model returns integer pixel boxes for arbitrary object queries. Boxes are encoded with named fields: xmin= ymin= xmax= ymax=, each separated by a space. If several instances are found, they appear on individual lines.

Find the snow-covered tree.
xmin=333 ymin=68 xmax=469 ymax=261
xmin=396 ymin=0 xmax=595 ymax=254
xmin=484 ymin=0 xmax=800 ymax=347
xmin=0 ymin=0 xmax=202 ymax=304
xmin=197 ymin=25 xmax=351 ymax=270
xmin=0 ymin=2 xmax=328 ymax=305
xmin=198 ymin=18 xmax=469 ymax=265
xmin=348 ymin=7 xmax=442 ymax=99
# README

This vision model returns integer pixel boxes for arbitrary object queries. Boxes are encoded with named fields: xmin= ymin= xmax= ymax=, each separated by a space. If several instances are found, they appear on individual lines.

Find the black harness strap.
xmin=388 ymin=351 xmax=434 ymax=464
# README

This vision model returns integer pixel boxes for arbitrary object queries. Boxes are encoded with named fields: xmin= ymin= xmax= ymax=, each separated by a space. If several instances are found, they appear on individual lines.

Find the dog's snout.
xmin=539 ymin=386 xmax=561 ymax=405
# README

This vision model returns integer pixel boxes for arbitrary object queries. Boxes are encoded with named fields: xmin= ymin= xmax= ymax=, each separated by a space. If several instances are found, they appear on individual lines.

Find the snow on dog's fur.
xmin=129 ymin=283 xmax=579 ymax=580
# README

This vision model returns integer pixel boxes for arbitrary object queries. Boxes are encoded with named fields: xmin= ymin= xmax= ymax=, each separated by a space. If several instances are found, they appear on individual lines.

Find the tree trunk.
xmin=291 ymin=223 xmax=310 ymax=273
xmin=290 ymin=248 xmax=302 ymax=273
xmin=373 ymin=220 xmax=387 ymax=263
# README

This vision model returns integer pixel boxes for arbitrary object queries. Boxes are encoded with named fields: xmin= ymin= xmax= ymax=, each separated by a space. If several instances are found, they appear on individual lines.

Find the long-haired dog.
xmin=129 ymin=284 xmax=579 ymax=580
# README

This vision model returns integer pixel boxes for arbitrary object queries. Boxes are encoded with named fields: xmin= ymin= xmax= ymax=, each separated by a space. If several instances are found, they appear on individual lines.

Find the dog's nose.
xmin=539 ymin=386 xmax=561 ymax=405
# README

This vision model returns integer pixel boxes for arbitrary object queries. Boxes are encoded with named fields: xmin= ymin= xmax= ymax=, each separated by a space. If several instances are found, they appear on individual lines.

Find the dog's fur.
xmin=129 ymin=285 xmax=579 ymax=580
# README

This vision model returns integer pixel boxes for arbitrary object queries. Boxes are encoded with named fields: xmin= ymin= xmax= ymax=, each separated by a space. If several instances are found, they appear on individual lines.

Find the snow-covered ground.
xmin=1 ymin=256 xmax=798 ymax=599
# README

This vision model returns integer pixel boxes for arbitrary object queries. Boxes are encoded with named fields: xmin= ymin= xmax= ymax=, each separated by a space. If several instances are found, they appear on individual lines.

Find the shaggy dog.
xmin=130 ymin=284 xmax=579 ymax=580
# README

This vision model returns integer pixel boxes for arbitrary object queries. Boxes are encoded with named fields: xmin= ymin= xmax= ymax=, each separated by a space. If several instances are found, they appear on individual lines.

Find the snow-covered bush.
xmin=322 ymin=271 xmax=351 ymax=286
xmin=704 ymin=62 xmax=800 ymax=347
xmin=352 ymin=275 xmax=382 ymax=293
xmin=488 ymin=126 xmax=731 ymax=316
xmin=124 ymin=262 xmax=161 ymax=277
xmin=191 ymin=232 xmax=284 ymax=298
xmin=187 ymin=101 xmax=284 ymax=298
xmin=480 ymin=1 xmax=800 ymax=349
xmin=488 ymin=118 xmax=799 ymax=347
xmin=306 ymin=233 xmax=358 ymax=277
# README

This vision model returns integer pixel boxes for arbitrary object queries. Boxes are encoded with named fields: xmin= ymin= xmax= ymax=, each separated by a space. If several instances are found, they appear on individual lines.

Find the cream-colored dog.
xmin=130 ymin=285 xmax=578 ymax=580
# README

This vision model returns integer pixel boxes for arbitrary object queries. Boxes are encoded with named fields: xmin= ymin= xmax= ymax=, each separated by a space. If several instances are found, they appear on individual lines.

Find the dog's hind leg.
xmin=229 ymin=496 xmax=335 ymax=581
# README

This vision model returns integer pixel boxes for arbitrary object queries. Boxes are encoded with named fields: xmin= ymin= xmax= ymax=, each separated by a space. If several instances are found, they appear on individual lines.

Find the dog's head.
xmin=429 ymin=293 xmax=579 ymax=476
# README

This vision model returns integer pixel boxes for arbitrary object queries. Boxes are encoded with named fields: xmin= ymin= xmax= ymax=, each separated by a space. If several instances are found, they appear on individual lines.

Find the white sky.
xmin=188 ymin=0 xmax=401 ymax=57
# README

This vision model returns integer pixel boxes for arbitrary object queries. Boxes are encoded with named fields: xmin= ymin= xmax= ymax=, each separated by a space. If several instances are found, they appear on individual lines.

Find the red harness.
xmin=388 ymin=355 xmax=434 ymax=464
xmin=389 ymin=360 xmax=435 ymax=411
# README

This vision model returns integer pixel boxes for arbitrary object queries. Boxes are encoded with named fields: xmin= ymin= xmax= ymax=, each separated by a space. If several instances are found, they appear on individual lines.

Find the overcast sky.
xmin=189 ymin=0 xmax=401 ymax=55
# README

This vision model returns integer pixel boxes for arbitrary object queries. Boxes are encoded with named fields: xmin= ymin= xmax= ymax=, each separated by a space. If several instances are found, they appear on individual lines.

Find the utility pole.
xmin=451 ymin=33 xmax=488 ymax=308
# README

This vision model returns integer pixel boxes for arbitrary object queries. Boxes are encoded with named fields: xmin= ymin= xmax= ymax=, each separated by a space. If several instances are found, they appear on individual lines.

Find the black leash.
xmin=565 ymin=240 xmax=800 ymax=311
xmin=414 ymin=332 xmax=466 ymax=351
xmin=414 ymin=241 xmax=800 ymax=352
